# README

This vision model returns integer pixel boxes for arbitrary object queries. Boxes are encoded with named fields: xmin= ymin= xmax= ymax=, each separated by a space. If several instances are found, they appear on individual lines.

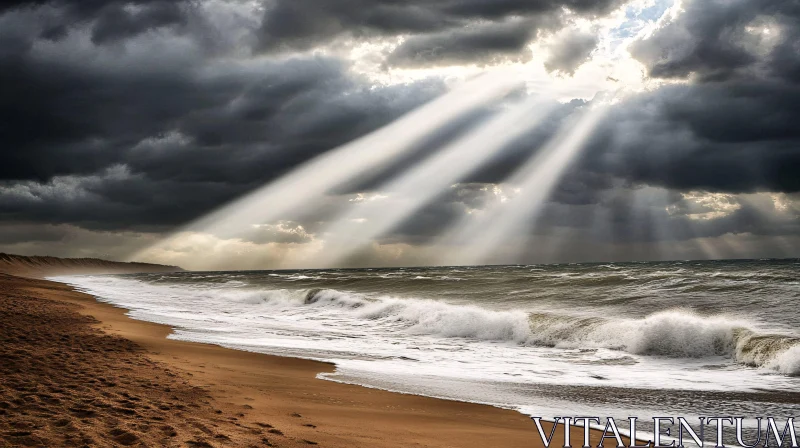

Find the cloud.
xmin=0 ymin=223 xmax=71 ymax=245
xmin=90 ymin=2 xmax=187 ymax=44
xmin=243 ymin=222 xmax=315 ymax=245
xmin=0 ymin=3 xmax=446 ymax=231
xmin=579 ymin=81 xmax=800 ymax=194
xmin=386 ymin=19 xmax=537 ymax=68
xmin=254 ymin=0 xmax=627 ymax=61
xmin=1 ymin=0 xmax=799 ymax=265
xmin=576 ymin=0 xmax=800 ymax=195
xmin=0 ymin=17 xmax=443 ymax=183
xmin=629 ymin=0 xmax=800 ymax=82
xmin=544 ymin=29 xmax=599 ymax=74
xmin=1 ymin=0 xmax=196 ymax=44
xmin=0 ymin=223 xmax=161 ymax=261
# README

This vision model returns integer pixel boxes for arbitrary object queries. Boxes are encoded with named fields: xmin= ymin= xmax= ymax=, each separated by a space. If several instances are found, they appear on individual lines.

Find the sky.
xmin=1 ymin=0 xmax=799 ymax=270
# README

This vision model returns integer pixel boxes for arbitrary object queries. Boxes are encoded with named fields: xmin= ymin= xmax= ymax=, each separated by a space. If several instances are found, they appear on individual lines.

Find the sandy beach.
xmin=0 ymin=257 xmax=621 ymax=448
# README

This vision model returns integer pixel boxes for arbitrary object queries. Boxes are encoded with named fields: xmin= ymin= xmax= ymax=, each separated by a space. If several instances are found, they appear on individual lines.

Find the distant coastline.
xmin=0 ymin=252 xmax=183 ymax=278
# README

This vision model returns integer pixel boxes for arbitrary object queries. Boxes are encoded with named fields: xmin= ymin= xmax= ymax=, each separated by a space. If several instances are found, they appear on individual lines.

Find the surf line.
xmin=531 ymin=417 xmax=799 ymax=448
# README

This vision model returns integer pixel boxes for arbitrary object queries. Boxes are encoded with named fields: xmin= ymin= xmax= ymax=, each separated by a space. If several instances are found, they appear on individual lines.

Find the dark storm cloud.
xmin=544 ymin=30 xmax=598 ymax=74
xmin=256 ymin=0 xmax=627 ymax=66
xmin=0 ymin=9 xmax=443 ymax=183
xmin=386 ymin=19 xmax=537 ymax=68
xmin=366 ymin=65 xmax=800 ymax=244
xmin=578 ymin=0 xmax=800 ymax=195
xmin=1 ymin=0 xmax=191 ymax=43
xmin=0 ymin=45 xmax=237 ymax=181
xmin=575 ymin=81 xmax=800 ymax=194
xmin=0 ymin=1 xmax=445 ymax=231
xmin=124 ymin=66 xmax=446 ymax=185
xmin=255 ymin=0 xmax=452 ymax=52
xmin=0 ymin=1 xmax=236 ymax=182
xmin=630 ymin=0 xmax=800 ymax=82
xmin=0 ymin=57 xmax=445 ymax=227
xmin=0 ymin=223 xmax=70 ymax=245
xmin=616 ymin=0 xmax=800 ymax=204
xmin=90 ymin=1 xmax=187 ymax=44
xmin=441 ymin=0 xmax=627 ymax=17
xmin=0 ymin=167 xmax=243 ymax=231
xmin=2 ymin=0 xmax=799 ymax=262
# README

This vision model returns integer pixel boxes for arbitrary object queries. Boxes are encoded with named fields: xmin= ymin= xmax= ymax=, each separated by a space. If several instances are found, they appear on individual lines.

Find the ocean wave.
xmin=60 ymin=274 xmax=800 ymax=377
xmin=299 ymin=289 xmax=531 ymax=341
xmin=290 ymin=289 xmax=800 ymax=375
xmin=532 ymin=310 xmax=800 ymax=375
xmin=766 ymin=345 xmax=800 ymax=375
xmin=357 ymin=296 xmax=531 ymax=342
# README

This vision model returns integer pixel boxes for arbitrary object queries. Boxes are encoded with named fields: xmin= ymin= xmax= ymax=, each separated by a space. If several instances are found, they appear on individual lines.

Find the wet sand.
xmin=0 ymin=265 xmax=622 ymax=447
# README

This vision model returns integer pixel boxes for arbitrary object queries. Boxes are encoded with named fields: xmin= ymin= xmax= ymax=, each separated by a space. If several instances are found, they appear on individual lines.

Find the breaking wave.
xmin=61 ymin=272 xmax=800 ymax=378
xmin=284 ymin=289 xmax=800 ymax=376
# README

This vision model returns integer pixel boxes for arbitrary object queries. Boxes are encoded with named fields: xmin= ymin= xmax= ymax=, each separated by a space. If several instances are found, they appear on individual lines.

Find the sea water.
xmin=55 ymin=259 xmax=800 ymax=435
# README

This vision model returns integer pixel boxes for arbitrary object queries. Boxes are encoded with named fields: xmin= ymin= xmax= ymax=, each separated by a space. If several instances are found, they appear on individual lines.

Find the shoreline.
xmin=0 ymin=271 xmax=628 ymax=447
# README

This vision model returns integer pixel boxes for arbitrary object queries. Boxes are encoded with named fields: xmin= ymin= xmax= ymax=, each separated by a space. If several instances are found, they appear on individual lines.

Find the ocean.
xmin=56 ymin=259 xmax=800 ymax=438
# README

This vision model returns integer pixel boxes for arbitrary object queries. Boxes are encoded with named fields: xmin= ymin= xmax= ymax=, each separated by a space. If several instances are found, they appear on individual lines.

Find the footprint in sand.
xmin=108 ymin=428 xmax=140 ymax=446
xmin=185 ymin=440 xmax=214 ymax=448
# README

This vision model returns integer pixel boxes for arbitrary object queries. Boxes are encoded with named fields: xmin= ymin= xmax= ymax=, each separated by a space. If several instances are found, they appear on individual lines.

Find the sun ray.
xmin=294 ymin=93 xmax=560 ymax=268
xmin=130 ymin=73 xmax=522 ymax=263
xmin=435 ymin=97 xmax=611 ymax=266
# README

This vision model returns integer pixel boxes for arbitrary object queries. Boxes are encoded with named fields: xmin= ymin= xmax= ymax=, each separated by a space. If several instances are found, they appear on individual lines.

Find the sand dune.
xmin=0 ymin=253 xmax=182 ymax=278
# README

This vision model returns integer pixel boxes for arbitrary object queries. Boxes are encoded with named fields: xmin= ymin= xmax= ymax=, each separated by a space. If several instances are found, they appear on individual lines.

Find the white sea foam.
xmin=767 ymin=345 xmax=800 ymax=376
xmin=356 ymin=296 xmax=532 ymax=342
xmin=53 ymin=270 xmax=800 ymax=427
xmin=60 ymin=273 xmax=800 ymax=378
xmin=294 ymin=290 xmax=800 ymax=373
